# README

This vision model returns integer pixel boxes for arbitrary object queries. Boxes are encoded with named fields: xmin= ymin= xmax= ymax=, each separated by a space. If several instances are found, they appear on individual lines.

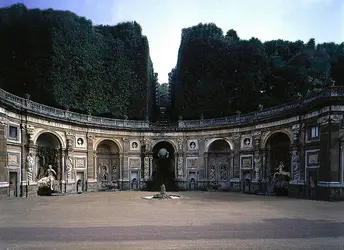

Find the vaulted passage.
xmin=150 ymin=141 xmax=176 ymax=191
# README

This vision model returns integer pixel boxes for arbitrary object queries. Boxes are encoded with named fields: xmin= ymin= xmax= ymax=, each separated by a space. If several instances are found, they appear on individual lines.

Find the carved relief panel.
xmin=305 ymin=150 xmax=320 ymax=167
xmin=7 ymin=152 xmax=20 ymax=167
xmin=240 ymin=155 xmax=253 ymax=169
xmin=186 ymin=157 xmax=198 ymax=169
xmin=128 ymin=157 xmax=141 ymax=169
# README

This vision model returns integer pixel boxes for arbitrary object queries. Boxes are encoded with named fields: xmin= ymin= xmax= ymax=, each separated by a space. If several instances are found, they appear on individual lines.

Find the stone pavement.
xmin=0 ymin=191 xmax=343 ymax=249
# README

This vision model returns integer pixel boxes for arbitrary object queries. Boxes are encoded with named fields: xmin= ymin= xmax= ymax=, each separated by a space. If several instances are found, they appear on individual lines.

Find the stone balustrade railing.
xmin=178 ymin=86 xmax=344 ymax=129
xmin=1 ymin=86 xmax=344 ymax=130
xmin=0 ymin=88 xmax=149 ymax=129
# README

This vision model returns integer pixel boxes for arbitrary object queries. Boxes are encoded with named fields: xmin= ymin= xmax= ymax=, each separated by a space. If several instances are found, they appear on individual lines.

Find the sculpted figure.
xmin=66 ymin=156 xmax=73 ymax=180
xmin=254 ymin=152 xmax=262 ymax=180
xmin=37 ymin=165 xmax=57 ymax=191
xmin=26 ymin=153 xmax=35 ymax=181
xmin=273 ymin=161 xmax=290 ymax=179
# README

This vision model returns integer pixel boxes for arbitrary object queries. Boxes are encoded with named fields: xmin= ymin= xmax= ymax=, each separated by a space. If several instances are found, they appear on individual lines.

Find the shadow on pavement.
xmin=1 ymin=218 xmax=343 ymax=242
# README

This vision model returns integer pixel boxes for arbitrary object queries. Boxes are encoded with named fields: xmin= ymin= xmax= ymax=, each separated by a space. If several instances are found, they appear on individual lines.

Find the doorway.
xmin=76 ymin=172 xmax=84 ymax=193
xmin=9 ymin=172 xmax=17 ymax=197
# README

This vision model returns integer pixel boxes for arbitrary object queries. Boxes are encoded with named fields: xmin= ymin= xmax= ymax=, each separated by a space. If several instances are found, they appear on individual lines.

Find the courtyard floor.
xmin=0 ymin=191 xmax=344 ymax=250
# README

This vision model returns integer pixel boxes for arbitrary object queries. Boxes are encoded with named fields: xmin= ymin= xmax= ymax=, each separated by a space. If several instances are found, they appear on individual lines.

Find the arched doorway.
xmin=265 ymin=132 xmax=291 ymax=195
xmin=96 ymin=140 xmax=120 ymax=189
xmin=36 ymin=132 xmax=63 ymax=192
xmin=207 ymin=139 xmax=231 ymax=190
xmin=151 ymin=141 xmax=176 ymax=191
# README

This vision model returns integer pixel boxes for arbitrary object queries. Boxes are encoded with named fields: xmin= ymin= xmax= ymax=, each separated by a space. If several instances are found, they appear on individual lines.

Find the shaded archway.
xmin=151 ymin=141 xmax=176 ymax=191
xmin=96 ymin=140 xmax=120 ymax=188
xmin=265 ymin=132 xmax=291 ymax=195
xmin=207 ymin=139 xmax=231 ymax=189
xmin=36 ymin=132 xmax=62 ymax=190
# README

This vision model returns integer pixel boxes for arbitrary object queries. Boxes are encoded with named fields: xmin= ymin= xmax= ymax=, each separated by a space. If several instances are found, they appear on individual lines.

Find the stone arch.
xmin=150 ymin=140 xmax=176 ymax=191
xmin=33 ymin=130 xmax=65 ymax=149
xmin=205 ymin=138 xmax=233 ymax=153
xmin=93 ymin=138 xmax=123 ymax=153
xmin=206 ymin=139 xmax=232 ymax=189
xmin=35 ymin=131 xmax=64 ymax=191
xmin=261 ymin=129 xmax=293 ymax=149
xmin=151 ymin=139 xmax=177 ymax=153
xmin=96 ymin=139 xmax=121 ymax=184
xmin=262 ymin=131 xmax=292 ymax=194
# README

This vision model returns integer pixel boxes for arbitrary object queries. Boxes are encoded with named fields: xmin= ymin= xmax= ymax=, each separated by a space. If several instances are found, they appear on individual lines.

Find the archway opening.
xmin=266 ymin=132 xmax=291 ymax=196
xmin=151 ymin=141 xmax=176 ymax=191
xmin=96 ymin=140 xmax=120 ymax=189
xmin=207 ymin=139 xmax=231 ymax=189
xmin=36 ymin=132 xmax=62 ymax=192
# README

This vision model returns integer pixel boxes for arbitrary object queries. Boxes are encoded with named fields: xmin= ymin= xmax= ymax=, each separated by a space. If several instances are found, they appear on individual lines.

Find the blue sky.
xmin=1 ymin=0 xmax=343 ymax=83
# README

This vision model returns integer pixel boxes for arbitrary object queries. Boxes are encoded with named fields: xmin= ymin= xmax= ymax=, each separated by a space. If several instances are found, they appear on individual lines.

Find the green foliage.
xmin=0 ymin=5 xmax=156 ymax=119
xmin=170 ymin=23 xmax=342 ymax=119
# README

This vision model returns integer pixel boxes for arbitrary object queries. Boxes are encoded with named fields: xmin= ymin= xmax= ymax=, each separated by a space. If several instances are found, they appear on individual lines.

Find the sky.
xmin=1 ymin=0 xmax=343 ymax=83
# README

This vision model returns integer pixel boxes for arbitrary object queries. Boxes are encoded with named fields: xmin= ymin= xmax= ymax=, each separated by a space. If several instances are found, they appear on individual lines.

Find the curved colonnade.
xmin=1 ymin=87 xmax=344 ymax=200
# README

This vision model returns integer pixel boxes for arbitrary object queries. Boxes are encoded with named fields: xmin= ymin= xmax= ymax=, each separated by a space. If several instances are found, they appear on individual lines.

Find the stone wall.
xmin=1 ymin=89 xmax=344 ymax=201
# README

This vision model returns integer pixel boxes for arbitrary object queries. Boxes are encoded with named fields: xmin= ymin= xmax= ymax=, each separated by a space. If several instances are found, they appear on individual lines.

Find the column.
xmin=149 ymin=155 xmax=153 ymax=179
xmin=232 ymin=133 xmax=241 ymax=179
xmin=204 ymin=153 xmax=208 ymax=180
xmin=86 ymin=135 xmax=95 ymax=180
xmin=0 ymin=121 xmax=8 ymax=187
xmin=144 ymin=156 xmax=149 ymax=180
xmin=290 ymin=124 xmax=301 ymax=184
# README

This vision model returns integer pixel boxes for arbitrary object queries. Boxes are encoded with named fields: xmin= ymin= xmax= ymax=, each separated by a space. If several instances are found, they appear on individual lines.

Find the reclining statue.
xmin=37 ymin=165 xmax=57 ymax=191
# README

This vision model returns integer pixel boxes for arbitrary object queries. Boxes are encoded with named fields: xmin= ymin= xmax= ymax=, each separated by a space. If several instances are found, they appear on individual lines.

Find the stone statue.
xmin=102 ymin=166 xmax=108 ymax=181
xmin=177 ymin=157 xmax=183 ymax=178
xmin=177 ymin=138 xmax=183 ymax=151
xmin=26 ymin=153 xmax=35 ymax=182
xmin=220 ymin=166 xmax=227 ymax=180
xmin=160 ymin=184 xmax=166 ymax=195
xmin=273 ymin=161 xmax=290 ymax=179
xmin=254 ymin=152 xmax=262 ymax=181
xmin=144 ymin=157 xmax=149 ymax=179
xmin=292 ymin=151 xmax=300 ymax=181
xmin=210 ymin=166 xmax=216 ymax=181
xmin=66 ymin=156 xmax=73 ymax=180
xmin=37 ymin=165 xmax=57 ymax=191
xmin=111 ymin=165 xmax=117 ymax=180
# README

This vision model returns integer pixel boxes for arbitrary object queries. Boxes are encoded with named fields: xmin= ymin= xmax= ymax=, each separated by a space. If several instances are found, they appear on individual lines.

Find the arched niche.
xmin=35 ymin=132 xmax=63 ymax=185
xmin=207 ymin=139 xmax=232 ymax=187
xmin=96 ymin=139 xmax=120 ymax=184
xmin=264 ymin=132 xmax=291 ymax=181
xmin=150 ymin=141 xmax=176 ymax=191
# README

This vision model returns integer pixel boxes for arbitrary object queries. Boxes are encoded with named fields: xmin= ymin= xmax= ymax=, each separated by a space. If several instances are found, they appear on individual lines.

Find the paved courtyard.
xmin=0 ymin=191 xmax=343 ymax=250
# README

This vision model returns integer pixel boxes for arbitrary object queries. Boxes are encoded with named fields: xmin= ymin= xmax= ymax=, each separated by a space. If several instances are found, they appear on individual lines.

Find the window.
xmin=308 ymin=126 xmax=319 ymax=141
xmin=8 ymin=126 xmax=18 ymax=140
xmin=311 ymin=126 xmax=319 ymax=138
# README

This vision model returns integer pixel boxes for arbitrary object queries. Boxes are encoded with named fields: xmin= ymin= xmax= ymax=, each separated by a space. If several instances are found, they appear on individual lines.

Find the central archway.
xmin=151 ymin=141 xmax=176 ymax=191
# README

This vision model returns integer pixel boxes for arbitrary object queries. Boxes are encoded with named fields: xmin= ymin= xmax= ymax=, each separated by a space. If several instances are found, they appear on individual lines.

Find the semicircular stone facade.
xmin=1 ymin=87 xmax=344 ymax=201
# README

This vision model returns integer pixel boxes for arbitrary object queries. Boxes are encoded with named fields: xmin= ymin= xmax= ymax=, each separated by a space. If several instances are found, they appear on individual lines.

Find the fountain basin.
xmin=142 ymin=194 xmax=181 ymax=200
